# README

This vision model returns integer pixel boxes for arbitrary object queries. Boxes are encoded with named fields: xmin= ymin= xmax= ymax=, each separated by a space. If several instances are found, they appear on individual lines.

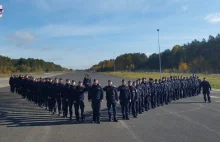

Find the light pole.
xmin=157 ymin=29 xmax=162 ymax=79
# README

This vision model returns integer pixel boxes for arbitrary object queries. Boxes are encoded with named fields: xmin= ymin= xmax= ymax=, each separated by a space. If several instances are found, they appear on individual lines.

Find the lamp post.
xmin=157 ymin=29 xmax=162 ymax=79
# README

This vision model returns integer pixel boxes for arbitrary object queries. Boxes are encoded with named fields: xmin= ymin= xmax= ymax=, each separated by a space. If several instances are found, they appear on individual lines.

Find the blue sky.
xmin=0 ymin=0 xmax=220 ymax=69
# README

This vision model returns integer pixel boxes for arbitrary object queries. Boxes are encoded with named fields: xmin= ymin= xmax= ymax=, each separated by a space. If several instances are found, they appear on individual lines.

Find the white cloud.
xmin=5 ymin=31 xmax=35 ymax=46
xmin=204 ymin=13 xmax=220 ymax=23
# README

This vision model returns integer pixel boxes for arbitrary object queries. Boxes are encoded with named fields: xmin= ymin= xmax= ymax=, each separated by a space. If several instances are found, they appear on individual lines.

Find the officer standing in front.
xmin=200 ymin=77 xmax=212 ymax=103
xmin=88 ymin=79 xmax=104 ymax=124
xmin=118 ymin=79 xmax=131 ymax=120
xmin=103 ymin=80 xmax=119 ymax=122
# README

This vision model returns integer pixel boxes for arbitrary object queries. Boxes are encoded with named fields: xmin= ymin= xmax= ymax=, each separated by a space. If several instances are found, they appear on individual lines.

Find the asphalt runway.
xmin=0 ymin=72 xmax=220 ymax=142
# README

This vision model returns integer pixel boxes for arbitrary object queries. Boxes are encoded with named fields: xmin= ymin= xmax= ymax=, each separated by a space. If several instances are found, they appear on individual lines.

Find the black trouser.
xmin=187 ymin=88 xmax=192 ymax=97
xmin=131 ymin=101 xmax=137 ymax=117
xmin=92 ymin=100 xmax=101 ymax=121
xmin=135 ymin=101 xmax=139 ymax=115
xmin=56 ymin=97 xmax=62 ymax=114
xmin=145 ymin=95 xmax=150 ymax=110
xmin=43 ymin=95 xmax=48 ymax=108
xmin=62 ymin=99 xmax=68 ymax=117
xmin=129 ymin=102 xmax=132 ymax=115
xmin=10 ymin=85 xmax=15 ymax=93
xmin=192 ymin=88 xmax=196 ymax=96
xmin=141 ymin=96 xmax=145 ymax=111
xmin=160 ymin=93 xmax=164 ymax=105
xmin=107 ymin=101 xmax=117 ymax=120
xmin=197 ymin=87 xmax=200 ymax=95
xmin=38 ymin=93 xmax=43 ymax=106
xmin=48 ymin=98 xmax=56 ymax=113
xmin=163 ymin=93 xmax=168 ymax=104
xmin=74 ymin=100 xmax=85 ymax=120
xmin=157 ymin=92 xmax=160 ymax=106
xmin=120 ymin=100 xmax=129 ymax=119
xmin=203 ymin=92 xmax=211 ymax=102
xmin=174 ymin=89 xmax=178 ymax=100
xmin=15 ymin=86 xmax=18 ymax=93
xmin=176 ymin=89 xmax=180 ymax=100
xmin=138 ymin=98 xmax=142 ymax=113
xmin=151 ymin=94 xmax=156 ymax=108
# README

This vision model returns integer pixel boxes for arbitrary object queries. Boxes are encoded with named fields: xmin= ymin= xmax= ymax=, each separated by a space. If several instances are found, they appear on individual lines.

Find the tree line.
xmin=89 ymin=33 xmax=220 ymax=73
xmin=0 ymin=56 xmax=68 ymax=74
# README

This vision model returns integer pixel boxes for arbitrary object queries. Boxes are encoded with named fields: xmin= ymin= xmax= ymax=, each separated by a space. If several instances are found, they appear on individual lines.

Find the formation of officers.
xmin=9 ymin=74 xmax=212 ymax=124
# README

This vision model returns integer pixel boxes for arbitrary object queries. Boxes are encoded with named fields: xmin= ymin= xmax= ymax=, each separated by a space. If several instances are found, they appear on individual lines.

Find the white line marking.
xmin=186 ymin=99 xmax=220 ymax=112
xmin=210 ymin=96 xmax=220 ymax=99
xmin=154 ymin=105 xmax=203 ymax=115
xmin=160 ymin=107 xmax=220 ymax=136
xmin=119 ymin=120 xmax=143 ymax=142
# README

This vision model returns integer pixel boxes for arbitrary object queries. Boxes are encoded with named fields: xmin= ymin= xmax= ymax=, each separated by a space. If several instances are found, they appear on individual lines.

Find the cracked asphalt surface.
xmin=0 ymin=72 xmax=220 ymax=142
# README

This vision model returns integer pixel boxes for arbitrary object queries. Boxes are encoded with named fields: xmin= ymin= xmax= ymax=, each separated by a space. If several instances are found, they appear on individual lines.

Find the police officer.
xmin=132 ymin=81 xmax=139 ymax=117
xmin=200 ymin=77 xmax=212 ymax=103
xmin=69 ymin=80 xmax=76 ymax=120
xmin=118 ymin=79 xmax=131 ymax=120
xmin=53 ymin=78 xmax=60 ymax=115
xmin=74 ymin=81 xmax=87 ymax=122
xmin=136 ymin=79 xmax=143 ymax=113
xmin=62 ymin=79 xmax=71 ymax=118
xmin=88 ymin=79 xmax=104 ymax=124
xmin=128 ymin=81 xmax=133 ymax=116
xmin=103 ymin=80 xmax=119 ymax=122
xmin=9 ymin=75 xmax=15 ymax=93
xmin=57 ymin=78 xmax=64 ymax=116
xmin=83 ymin=74 xmax=91 ymax=89
xmin=128 ymin=81 xmax=137 ymax=118
xmin=149 ymin=78 xmax=156 ymax=108
xmin=47 ymin=78 xmax=56 ymax=114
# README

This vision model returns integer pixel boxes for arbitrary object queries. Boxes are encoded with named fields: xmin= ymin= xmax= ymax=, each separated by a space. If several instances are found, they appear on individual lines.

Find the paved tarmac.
xmin=0 ymin=72 xmax=220 ymax=142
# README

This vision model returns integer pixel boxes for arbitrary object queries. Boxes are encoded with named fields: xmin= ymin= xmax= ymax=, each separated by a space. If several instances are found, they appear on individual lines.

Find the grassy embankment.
xmin=103 ymin=72 xmax=220 ymax=89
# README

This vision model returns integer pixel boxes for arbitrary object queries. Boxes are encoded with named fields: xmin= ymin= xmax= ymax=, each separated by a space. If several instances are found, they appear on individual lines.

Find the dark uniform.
xmin=118 ymin=79 xmax=131 ymax=120
xmin=53 ymin=81 xmax=61 ymax=115
xmin=149 ymin=79 xmax=156 ymax=108
xmin=103 ymin=80 xmax=119 ymax=122
xmin=83 ymin=74 xmax=91 ymax=89
xmin=74 ymin=82 xmax=87 ymax=121
xmin=9 ymin=76 xmax=15 ymax=93
xmin=88 ymin=79 xmax=104 ymax=124
xmin=200 ymin=78 xmax=212 ymax=103
xmin=69 ymin=81 xmax=76 ymax=120
xmin=62 ymin=81 xmax=71 ymax=118
xmin=57 ymin=79 xmax=64 ymax=115
xmin=136 ymin=80 xmax=143 ymax=114
xmin=48 ymin=79 xmax=56 ymax=114
xmin=128 ymin=81 xmax=137 ymax=118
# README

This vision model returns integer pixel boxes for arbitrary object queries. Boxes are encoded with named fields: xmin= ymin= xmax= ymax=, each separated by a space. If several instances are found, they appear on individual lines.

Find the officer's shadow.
xmin=0 ymin=89 xmax=124 ymax=127
xmin=0 ymin=104 xmax=123 ymax=127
